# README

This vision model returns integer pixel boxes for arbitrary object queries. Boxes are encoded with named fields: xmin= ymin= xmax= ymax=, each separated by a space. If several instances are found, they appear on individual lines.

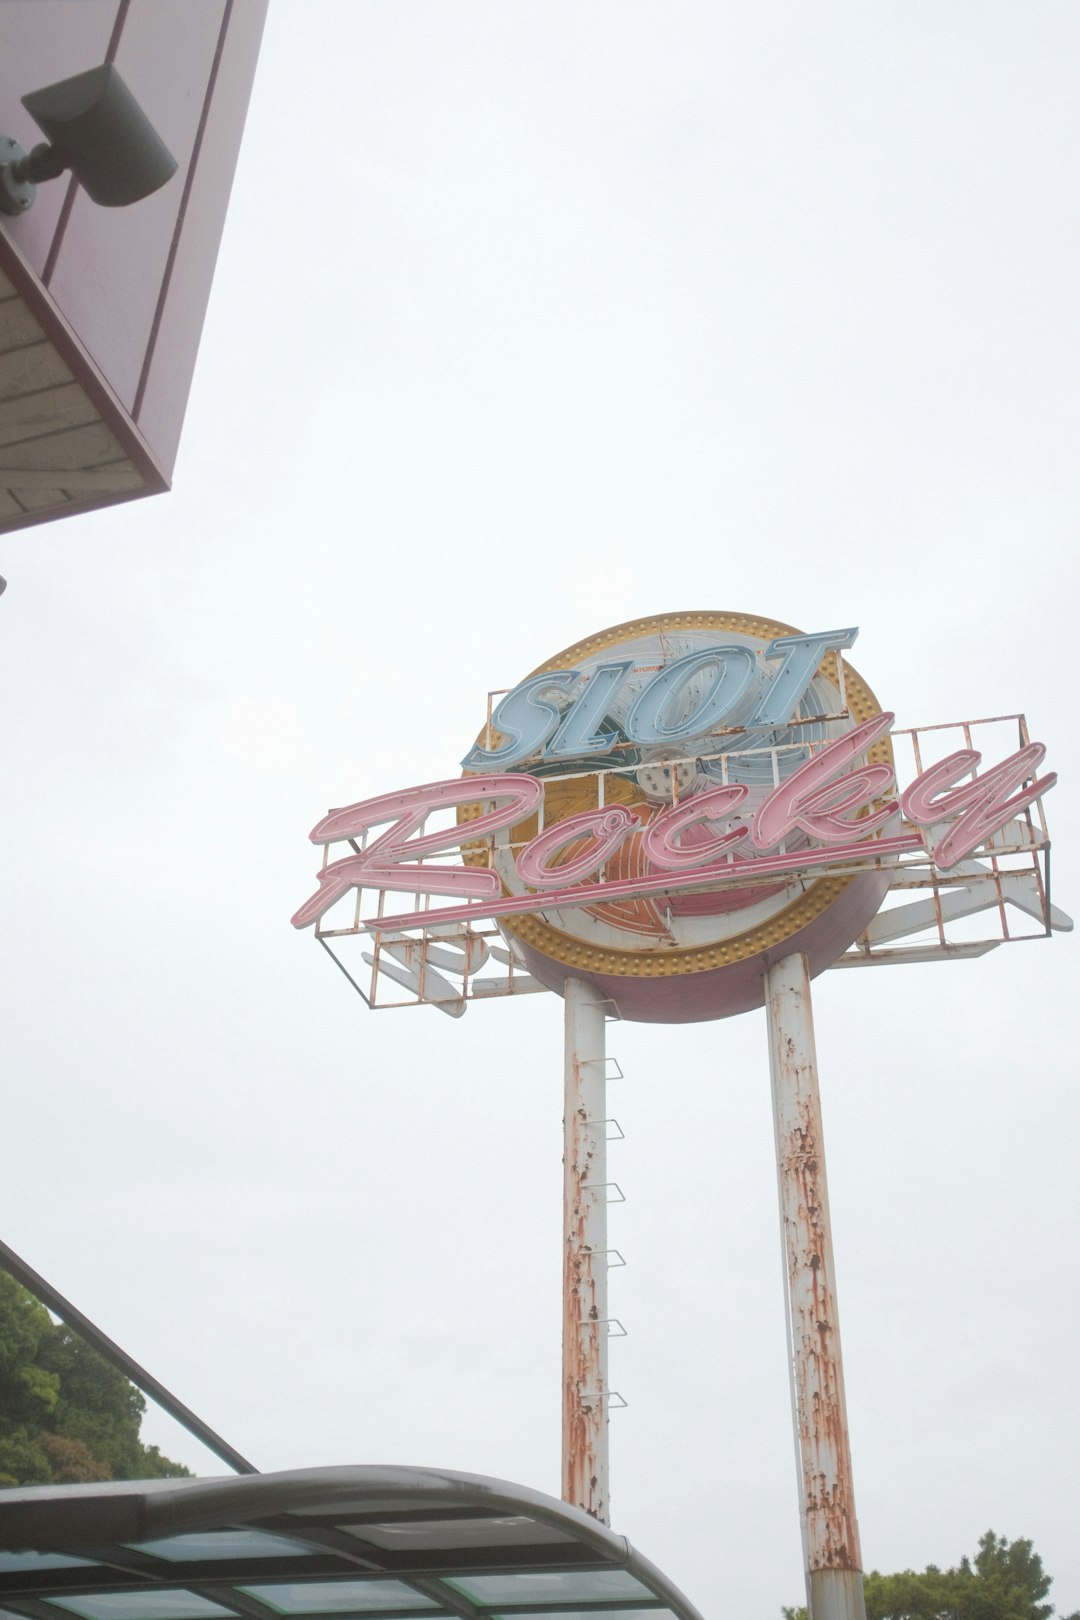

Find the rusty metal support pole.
xmin=562 ymin=976 xmax=610 ymax=1523
xmin=765 ymin=952 xmax=866 ymax=1620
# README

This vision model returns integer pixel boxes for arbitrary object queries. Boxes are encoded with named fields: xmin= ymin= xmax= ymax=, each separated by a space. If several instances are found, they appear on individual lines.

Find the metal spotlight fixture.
xmin=0 ymin=63 xmax=177 ymax=215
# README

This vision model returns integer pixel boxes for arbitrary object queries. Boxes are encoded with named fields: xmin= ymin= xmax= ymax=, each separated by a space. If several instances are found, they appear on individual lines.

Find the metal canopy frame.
xmin=0 ymin=1467 xmax=704 ymax=1620
xmin=0 ymin=1239 xmax=255 ymax=1477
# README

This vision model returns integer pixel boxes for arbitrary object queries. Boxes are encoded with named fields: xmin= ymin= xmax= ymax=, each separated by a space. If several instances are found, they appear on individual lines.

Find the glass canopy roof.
xmin=0 ymin=1467 xmax=703 ymax=1620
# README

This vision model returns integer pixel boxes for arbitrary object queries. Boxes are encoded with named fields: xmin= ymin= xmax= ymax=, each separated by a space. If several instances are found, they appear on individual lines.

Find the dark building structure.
xmin=0 ymin=0 xmax=268 ymax=536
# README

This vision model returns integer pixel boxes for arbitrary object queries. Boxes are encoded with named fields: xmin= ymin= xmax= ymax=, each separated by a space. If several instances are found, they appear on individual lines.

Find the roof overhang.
xmin=0 ymin=1466 xmax=704 ymax=1620
xmin=0 ymin=234 xmax=166 ymax=536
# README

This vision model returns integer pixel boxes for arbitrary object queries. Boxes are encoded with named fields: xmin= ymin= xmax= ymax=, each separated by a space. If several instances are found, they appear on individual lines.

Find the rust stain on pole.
xmin=765 ymin=951 xmax=865 ymax=1618
xmin=562 ymin=977 xmax=609 ymax=1523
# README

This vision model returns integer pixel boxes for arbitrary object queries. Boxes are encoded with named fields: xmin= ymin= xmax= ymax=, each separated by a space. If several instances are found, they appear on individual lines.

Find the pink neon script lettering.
xmin=900 ymin=743 xmax=1056 ymax=869
xmin=515 ymin=805 xmax=636 ymax=888
xmin=642 ymin=784 xmax=749 ymax=869
xmin=290 ymin=849 xmax=495 ymax=929
xmin=370 ymin=833 xmax=925 ymax=934
xmin=291 ymin=774 xmax=542 ymax=929
xmin=752 ymin=712 xmax=897 ymax=849
xmin=291 ymin=726 xmax=1060 ymax=929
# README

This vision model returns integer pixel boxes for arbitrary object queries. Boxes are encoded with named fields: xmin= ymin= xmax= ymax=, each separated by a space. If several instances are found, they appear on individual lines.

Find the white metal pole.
xmin=562 ymin=976 xmax=610 ymax=1523
xmin=764 ymin=952 xmax=866 ymax=1620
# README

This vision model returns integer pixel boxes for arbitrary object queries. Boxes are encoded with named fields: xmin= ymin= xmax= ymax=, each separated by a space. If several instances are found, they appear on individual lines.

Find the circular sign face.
xmin=463 ymin=611 xmax=895 ymax=1023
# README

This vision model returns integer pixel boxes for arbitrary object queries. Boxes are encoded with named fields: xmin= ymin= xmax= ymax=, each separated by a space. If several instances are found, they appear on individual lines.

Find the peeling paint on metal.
xmin=562 ymin=978 xmax=610 ymax=1523
xmin=766 ymin=952 xmax=864 ymax=1598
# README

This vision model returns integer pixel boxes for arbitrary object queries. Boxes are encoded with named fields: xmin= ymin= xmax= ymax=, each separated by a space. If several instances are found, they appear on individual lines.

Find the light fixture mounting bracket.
xmin=0 ymin=135 xmax=35 ymax=215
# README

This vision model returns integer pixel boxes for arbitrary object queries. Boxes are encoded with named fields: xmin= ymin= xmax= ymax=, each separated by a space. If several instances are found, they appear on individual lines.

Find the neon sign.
xmin=292 ymin=710 xmax=1053 ymax=930
xmin=292 ymin=611 xmax=1059 ymax=1023
xmin=461 ymin=627 xmax=861 ymax=768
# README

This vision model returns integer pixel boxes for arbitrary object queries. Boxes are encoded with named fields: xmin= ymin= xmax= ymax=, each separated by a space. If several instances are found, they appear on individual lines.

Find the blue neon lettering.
xmin=546 ymin=660 xmax=634 ymax=758
xmin=751 ymin=627 xmax=859 ymax=726
xmin=469 ymin=627 xmax=865 ymax=765
xmin=461 ymin=670 xmax=581 ymax=769
xmin=626 ymin=645 xmax=756 ymax=743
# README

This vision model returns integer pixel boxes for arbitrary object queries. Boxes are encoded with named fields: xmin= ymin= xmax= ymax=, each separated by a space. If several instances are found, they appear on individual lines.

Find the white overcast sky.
xmin=2 ymin=4 xmax=1078 ymax=1617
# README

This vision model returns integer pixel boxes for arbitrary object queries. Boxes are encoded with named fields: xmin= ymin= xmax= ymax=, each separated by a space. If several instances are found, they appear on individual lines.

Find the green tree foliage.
xmin=781 ymin=1531 xmax=1079 ymax=1620
xmin=0 ymin=1271 xmax=190 ymax=1488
